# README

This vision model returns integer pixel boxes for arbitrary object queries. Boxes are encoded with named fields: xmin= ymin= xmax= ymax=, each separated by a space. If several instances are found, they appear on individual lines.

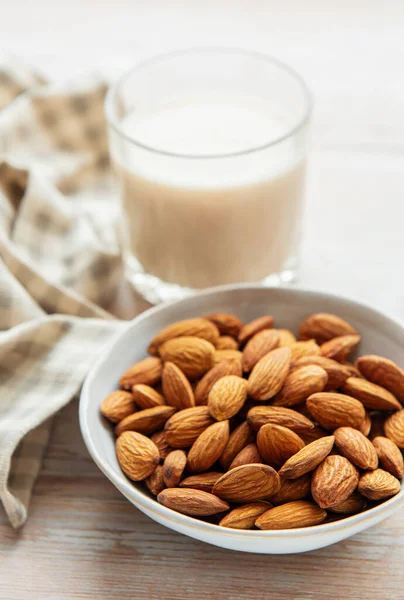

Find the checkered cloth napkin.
xmin=0 ymin=58 xmax=127 ymax=527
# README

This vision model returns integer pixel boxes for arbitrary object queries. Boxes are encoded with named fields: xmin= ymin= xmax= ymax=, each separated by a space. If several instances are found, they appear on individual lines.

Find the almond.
xmin=216 ymin=336 xmax=239 ymax=350
xmin=208 ymin=375 xmax=248 ymax=421
xmin=146 ymin=465 xmax=166 ymax=496
xmin=187 ymin=420 xmax=230 ymax=473
xmin=320 ymin=334 xmax=361 ymax=362
xmin=292 ymin=355 xmax=350 ymax=390
xmin=356 ymin=355 xmax=404 ymax=401
xmin=179 ymin=471 xmax=223 ymax=492
xmin=273 ymin=365 xmax=328 ymax=407
xmin=115 ymin=405 xmax=176 ymax=436
xmin=373 ymin=436 xmax=404 ymax=478
xmin=100 ymin=390 xmax=136 ymax=423
xmin=119 ymin=357 xmax=163 ymax=390
xmin=116 ymin=431 xmax=160 ymax=481
xmin=277 ymin=329 xmax=296 ymax=347
xmin=157 ymin=488 xmax=229 ymax=516
xmin=229 ymin=443 xmax=262 ymax=470
xmin=148 ymin=318 xmax=219 ymax=355
xmin=132 ymin=384 xmax=165 ymax=409
xmin=204 ymin=312 xmax=243 ymax=338
xmin=298 ymin=313 xmax=358 ymax=344
xmin=306 ymin=392 xmax=365 ymax=430
xmin=334 ymin=426 xmax=378 ymax=470
xmin=342 ymin=362 xmax=363 ymax=378
xmin=358 ymin=468 xmax=401 ymax=500
xmin=194 ymin=358 xmax=242 ymax=405
xmin=163 ymin=449 xmax=187 ymax=487
xmin=255 ymin=501 xmax=326 ymax=530
xmin=213 ymin=464 xmax=281 ymax=503
xmin=213 ymin=349 xmax=243 ymax=366
xmin=164 ymin=406 xmax=215 ymax=448
xmin=257 ymin=424 xmax=305 ymax=469
xmin=299 ymin=426 xmax=329 ymax=445
xmin=247 ymin=347 xmax=292 ymax=401
xmin=219 ymin=502 xmax=271 ymax=529
xmin=311 ymin=455 xmax=359 ymax=508
xmin=238 ymin=315 xmax=274 ymax=346
xmin=242 ymin=329 xmax=280 ymax=372
xmin=289 ymin=340 xmax=321 ymax=362
xmin=247 ymin=405 xmax=314 ymax=433
xmin=279 ymin=436 xmax=335 ymax=479
xmin=161 ymin=362 xmax=195 ymax=409
xmin=159 ymin=336 xmax=215 ymax=380
xmin=341 ymin=377 xmax=401 ymax=411
xmin=384 ymin=409 xmax=404 ymax=448
xmin=328 ymin=492 xmax=367 ymax=515
xmin=269 ymin=474 xmax=312 ymax=504
xmin=150 ymin=430 xmax=172 ymax=461
xmin=359 ymin=412 xmax=372 ymax=437
xmin=219 ymin=421 xmax=254 ymax=470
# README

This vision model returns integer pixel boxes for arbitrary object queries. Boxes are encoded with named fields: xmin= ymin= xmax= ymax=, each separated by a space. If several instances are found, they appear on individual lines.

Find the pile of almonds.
xmin=100 ymin=312 xmax=404 ymax=530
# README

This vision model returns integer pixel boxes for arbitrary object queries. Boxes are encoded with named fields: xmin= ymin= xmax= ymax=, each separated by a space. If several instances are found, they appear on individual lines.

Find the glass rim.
xmin=105 ymin=47 xmax=312 ymax=160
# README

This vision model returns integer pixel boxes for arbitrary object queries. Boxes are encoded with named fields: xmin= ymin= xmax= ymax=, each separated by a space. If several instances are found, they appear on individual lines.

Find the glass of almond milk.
xmin=106 ymin=49 xmax=311 ymax=303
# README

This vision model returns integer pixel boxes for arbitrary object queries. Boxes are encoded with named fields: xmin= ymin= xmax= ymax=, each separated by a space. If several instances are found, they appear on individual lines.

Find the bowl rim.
xmin=79 ymin=284 xmax=404 ymax=539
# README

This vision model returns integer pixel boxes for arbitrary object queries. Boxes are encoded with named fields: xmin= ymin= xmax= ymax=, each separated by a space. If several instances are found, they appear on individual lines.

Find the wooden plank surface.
xmin=1 ymin=1 xmax=404 ymax=598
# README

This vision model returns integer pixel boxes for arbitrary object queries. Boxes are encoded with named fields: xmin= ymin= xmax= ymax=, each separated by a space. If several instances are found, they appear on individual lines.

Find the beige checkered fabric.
xmin=0 ymin=58 xmax=126 ymax=527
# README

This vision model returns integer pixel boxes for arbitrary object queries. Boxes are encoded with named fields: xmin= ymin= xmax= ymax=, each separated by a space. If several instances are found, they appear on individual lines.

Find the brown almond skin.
xmin=187 ymin=421 xmax=230 ymax=473
xmin=238 ymin=315 xmax=274 ymax=345
xmin=164 ymin=406 xmax=215 ymax=448
xmin=334 ymin=426 xmax=378 ymax=470
xmin=213 ymin=464 xmax=281 ymax=503
xmin=132 ymin=384 xmax=166 ymax=410
xmin=247 ymin=405 xmax=314 ymax=433
xmin=269 ymin=474 xmax=312 ymax=504
xmin=157 ymin=488 xmax=229 ymax=516
xmin=162 ymin=362 xmax=195 ymax=409
xmin=116 ymin=431 xmax=160 ymax=481
xmin=384 ymin=409 xmax=404 ymax=448
xmin=119 ymin=357 xmax=162 ymax=390
xmin=179 ymin=472 xmax=223 ymax=492
xmin=219 ymin=421 xmax=254 ymax=470
xmin=115 ymin=405 xmax=176 ymax=436
xmin=328 ymin=492 xmax=367 ymax=515
xmin=292 ymin=355 xmax=350 ymax=390
xmin=100 ymin=390 xmax=136 ymax=423
xmin=273 ymin=365 xmax=328 ymax=407
xmin=159 ymin=336 xmax=215 ymax=380
xmin=277 ymin=329 xmax=297 ymax=347
xmin=219 ymin=502 xmax=271 ymax=529
xmin=306 ymin=392 xmax=365 ymax=430
xmin=148 ymin=318 xmax=219 ymax=355
xmin=242 ymin=329 xmax=280 ymax=372
xmin=145 ymin=465 xmax=166 ymax=496
xmin=359 ymin=412 xmax=372 ymax=437
xmin=213 ymin=349 xmax=243 ymax=366
xmin=311 ymin=455 xmax=359 ymax=509
xmin=257 ymin=424 xmax=305 ymax=469
xmin=358 ymin=468 xmax=401 ymax=501
xmin=194 ymin=358 xmax=242 ymax=405
xmin=150 ymin=430 xmax=172 ymax=461
xmin=298 ymin=313 xmax=358 ymax=344
xmin=289 ymin=340 xmax=321 ymax=362
xmin=300 ymin=426 xmax=329 ymax=445
xmin=256 ymin=501 xmax=326 ymax=530
xmin=247 ymin=347 xmax=292 ymax=401
xmin=320 ymin=334 xmax=361 ymax=362
xmin=342 ymin=377 xmax=401 ymax=411
xmin=279 ymin=436 xmax=335 ymax=479
xmin=356 ymin=355 xmax=404 ymax=401
xmin=373 ymin=436 xmax=404 ymax=478
xmin=208 ymin=375 xmax=248 ymax=421
xmin=204 ymin=312 xmax=243 ymax=338
xmin=229 ymin=443 xmax=262 ymax=470
xmin=163 ymin=450 xmax=187 ymax=488
xmin=216 ymin=336 xmax=239 ymax=350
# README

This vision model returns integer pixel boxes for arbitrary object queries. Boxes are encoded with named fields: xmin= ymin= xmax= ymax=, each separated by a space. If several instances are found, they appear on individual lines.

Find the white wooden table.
xmin=1 ymin=2 xmax=404 ymax=598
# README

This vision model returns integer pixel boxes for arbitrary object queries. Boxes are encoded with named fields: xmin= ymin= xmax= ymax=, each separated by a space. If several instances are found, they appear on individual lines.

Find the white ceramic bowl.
xmin=79 ymin=285 xmax=404 ymax=553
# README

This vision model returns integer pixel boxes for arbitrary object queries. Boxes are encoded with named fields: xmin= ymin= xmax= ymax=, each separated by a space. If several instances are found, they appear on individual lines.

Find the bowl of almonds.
xmin=80 ymin=285 xmax=404 ymax=553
